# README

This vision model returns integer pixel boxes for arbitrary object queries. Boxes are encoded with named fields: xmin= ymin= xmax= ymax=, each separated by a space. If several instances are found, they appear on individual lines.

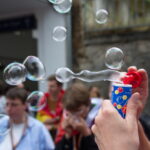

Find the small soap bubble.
xmin=48 ymin=0 xmax=64 ymax=4
xmin=55 ymin=67 xmax=74 ymax=83
xmin=105 ymin=47 xmax=124 ymax=70
xmin=0 ymin=115 xmax=10 ymax=136
xmin=3 ymin=62 xmax=26 ymax=85
xmin=23 ymin=56 xmax=46 ymax=81
xmin=52 ymin=26 xmax=67 ymax=42
xmin=53 ymin=0 xmax=72 ymax=14
xmin=95 ymin=9 xmax=108 ymax=24
xmin=27 ymin=91 xmax=46 ymax=112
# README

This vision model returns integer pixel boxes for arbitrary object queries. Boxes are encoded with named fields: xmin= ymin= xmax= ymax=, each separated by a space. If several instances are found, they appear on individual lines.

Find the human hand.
xmin=61 ymin=114 xmax=74 ymax=138
xmin=92 ymin=93 xmax=141 ymax=150
xmin=127 ymin=66 xmax=148 ymax=112
xmin=69 ymin=116 xmax=91 ymax=136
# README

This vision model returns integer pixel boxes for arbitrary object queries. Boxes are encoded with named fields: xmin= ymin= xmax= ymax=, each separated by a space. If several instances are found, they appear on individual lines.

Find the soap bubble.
xmin=105 ymin=47 xmax=124 ymax=70
xmin=95 ymin=9 xmax=108 ymax=24
xmin=23 ymin=56 xmax=46 ymax=81
xmin=56 ymin=67 xmax=122 ymax=83
xmin=0 ymin=115 xmax=10 ymax=136
xmin=52 ymin=26 xmax=67 ymax=42
xmin=48 ymin=0 xmax=64 ymax=4
xmin=27 ymin=91 xmax=46 ymax=111
xmin=53 ymin=0 xmax=72 ymax=14
xmin=3 ymin=62 xmax=26 ymax=85
xmin=55 ymin=67 xmax=74 ymax=83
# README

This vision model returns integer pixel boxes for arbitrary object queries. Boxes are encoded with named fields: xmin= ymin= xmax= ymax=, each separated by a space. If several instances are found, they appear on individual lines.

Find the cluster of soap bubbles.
xmin=48 ymin=0 xmax=72 ymax=42
xmin=55 ymin=47 xmax=124 ymax=83
xmin=0 ymin=56 xmax=47 ymax=135
xmin=51 ymin=8 xmax=109 ymax=42
xmin=0 ymin=1 xmax=121 ymax=138
xmin=3 ymin=56 xmax=46 ymax=85
xmin=0 ymin=47 xmax=124 ymax=136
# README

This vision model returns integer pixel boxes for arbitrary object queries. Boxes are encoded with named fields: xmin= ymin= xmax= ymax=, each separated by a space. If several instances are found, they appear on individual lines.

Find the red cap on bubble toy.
xmin=122 ymin=71 xmax=142 ymax=88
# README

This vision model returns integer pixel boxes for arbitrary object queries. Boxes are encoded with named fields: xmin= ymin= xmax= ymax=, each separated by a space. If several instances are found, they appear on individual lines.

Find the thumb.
xmin=126 ymin=92 xmax=140 ymax=123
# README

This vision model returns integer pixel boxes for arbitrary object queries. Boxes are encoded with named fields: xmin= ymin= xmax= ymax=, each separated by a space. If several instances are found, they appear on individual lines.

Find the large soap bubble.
xmin=55 ymin=67 xmax=122 ymax=83
xmin=48 ymin=0 xmax=64 ymax=4
xmin=105 ymin=47 xmax=124 ymax=70
xmin=3 ymin=62 xmax=26 ymax=85
xmin=27 ymin=91 xmax=46 ymax=112
xmin=23 ymin=56 xmax=46 ymax=81
xmin=95 ymin=9 xmax=108 ymax=24
xmin=52 ymin=26 xmax=67 ymax=42
xmin=53 ymin=0 xmax=72 ymax=14
xmin=0 ymin=115 xmax=10 ymax=136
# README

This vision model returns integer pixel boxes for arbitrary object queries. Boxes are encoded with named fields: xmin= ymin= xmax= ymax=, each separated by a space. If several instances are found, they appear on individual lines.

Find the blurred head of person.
xmin=6 ymin=87 xmax=28 ymax=123
xmin=47 ymin=75 xmax=63 ymax=96
xmin=63 ymin=83 xmax=90 ymax=119
xmin=89 ymin=86 xmax=101 ymax=98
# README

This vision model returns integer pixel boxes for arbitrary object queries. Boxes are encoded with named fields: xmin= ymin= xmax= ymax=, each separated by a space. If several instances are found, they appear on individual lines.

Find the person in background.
xmin=89 ymin=86 xmax=103 ymax=107
xmin=37 ymin=75 xmax=65 ymax=139
xmin=89 ymin=86 xmax=101 ymax=98
xmin=0 ymin=87 xmax=55 ymax=150
xmin=55 ymin=83 xmax=98 ymax=150
xmin=92 ymin=67 xmax=150 ymax=150
xmin=85 ymin=86 xmax=103 ymax=128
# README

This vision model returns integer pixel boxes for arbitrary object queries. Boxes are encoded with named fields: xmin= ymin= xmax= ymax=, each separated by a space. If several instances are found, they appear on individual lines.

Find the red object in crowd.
xmin=38 ymin=89 xmax=65 ymax=119
xmin=55 ymin=114 xmax=79 ymax=144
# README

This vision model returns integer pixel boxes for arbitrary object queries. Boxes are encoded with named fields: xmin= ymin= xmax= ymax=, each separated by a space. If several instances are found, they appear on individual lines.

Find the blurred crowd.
xmin=0 ymin=74 xmax=150 ymax=150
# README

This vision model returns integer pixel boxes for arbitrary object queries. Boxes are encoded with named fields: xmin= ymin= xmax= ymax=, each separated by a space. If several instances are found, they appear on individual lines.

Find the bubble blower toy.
xmin=111 ymin=71 xmax=142 ymax=118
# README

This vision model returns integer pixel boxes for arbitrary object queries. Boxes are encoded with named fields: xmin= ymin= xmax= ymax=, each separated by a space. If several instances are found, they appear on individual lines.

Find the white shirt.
xmin=0 ymin=123 xmax=24 ymax=150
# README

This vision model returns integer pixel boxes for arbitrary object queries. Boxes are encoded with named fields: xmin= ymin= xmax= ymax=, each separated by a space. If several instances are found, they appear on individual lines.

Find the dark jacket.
xmin=55 ymin=134 xmax=98 ymax=150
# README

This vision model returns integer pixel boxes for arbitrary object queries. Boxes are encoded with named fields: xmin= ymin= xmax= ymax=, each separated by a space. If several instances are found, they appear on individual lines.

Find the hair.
xmin=89 ymin=86 xmax=101 ymax=98
xmin=47 ymin=74 xmax=62 ymax=87
xmin=6 ymin=87 xmax=28 ymax=104
xmin=63 ymin=83 xmax=90 ymax=111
